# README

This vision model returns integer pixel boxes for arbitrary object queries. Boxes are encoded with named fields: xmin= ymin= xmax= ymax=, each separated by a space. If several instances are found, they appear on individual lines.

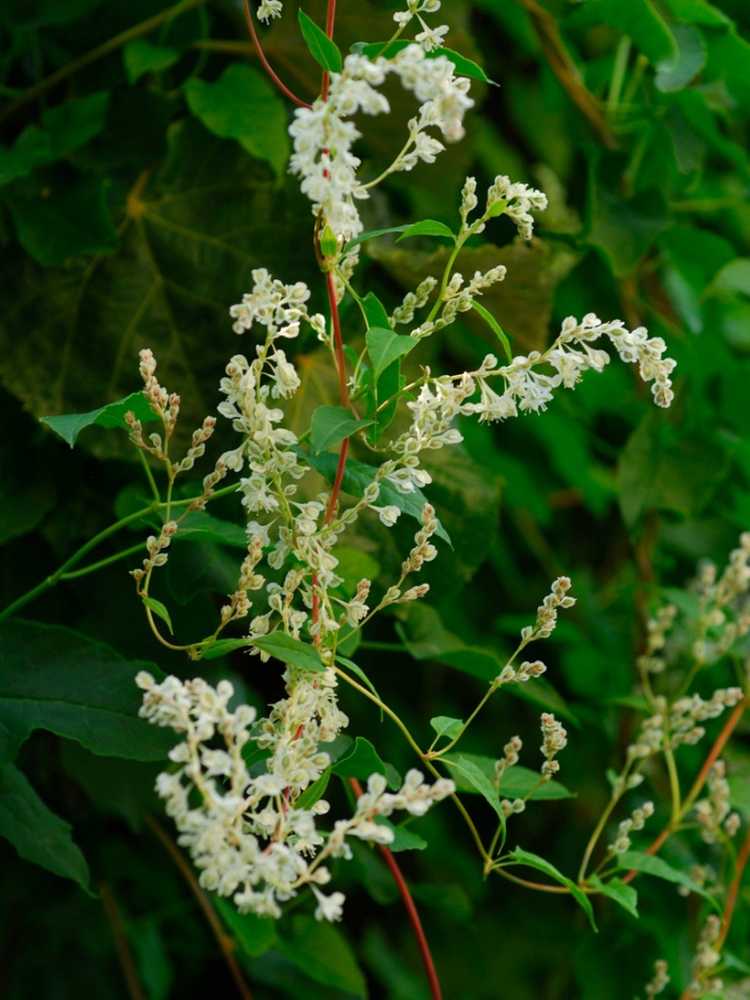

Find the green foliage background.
xmin=1 ymin=0 xmax=749 ymax=996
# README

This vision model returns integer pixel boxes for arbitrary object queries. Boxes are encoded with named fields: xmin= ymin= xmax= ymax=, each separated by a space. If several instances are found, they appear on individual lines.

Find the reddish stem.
xmin=242 ymin=0 xmax=312 ymax=109
xmin=349 ymin=779 xmax=442 ymax=1000
xmin=320 ymin=0 xmax=337 ymax=101
xmin=326 ymin=270 xmax=350 ymax=408
xmin=621 ymin=700 xmax=746 ymax=886
xmin=718 ymin=824 xmax=750 ymax=950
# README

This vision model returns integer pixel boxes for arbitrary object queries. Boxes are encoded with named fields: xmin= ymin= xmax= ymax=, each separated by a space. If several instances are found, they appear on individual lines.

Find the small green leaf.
xmin=123 ymin=39 xmax=180 ymax=84
xmin=336 ymin=656 xmax=382 ymax=706
xmin=143 ymin=596 xmax=174 ymax=636
xmin=185 ymin=65 xmax=289 ymax=175
xmin=344 ymin=224 xmax=413 ymax=252
xmin=366 ymin=326 xmax=418 ymax=381
xmin=0 ymin=762 xmax=91 ymax=891
xmin=430 ymin=716 xmax=464 ymax=741
xmin=319 ymin=222 xmax=338 ymax=258
xmin=442 ymin=753 xmax=506 ymax=823
xmin=507 ymin=847 xmax=597 ymax=931
xmin=470 ymin=300 xmax=513 ymax=362
xmin=588 ymin=875 xmax=639 ymax=919
xmin=298 ymin=10 xmax=343 ymax=73
xmin=295 ymin=768 xmax=331 ymax=811
xmin=214 ymin=898 xmax=277 ymax=958
xmin=376 ymin=818 xmax=428 ymax=852
xmin=197 ymin=638 xmax=251 ymax=661
xmin=310 ymin=405 xmax=372 ymax=453
xmin=395 ymin=219 xmax=456 ymax=243
xmin=41 ymin=391 xmax=158 ymax=448
xmin=352 ymin=41 xmax=495 ymax=83
xmin=617 ymin=851 xmax=718 ymax=904
xmin=253 ymin=632 xmax=326 ymax=672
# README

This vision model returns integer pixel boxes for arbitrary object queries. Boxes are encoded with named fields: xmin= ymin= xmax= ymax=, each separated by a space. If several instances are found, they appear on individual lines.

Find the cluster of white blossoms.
xmin=642 ymin=960 xmax=670 ymax=999
xmin=136 ymin=672 xmax=453 ymax=921
xmin=393 ymin=1 xmax=449 ymax=52
xmin=289 ymin=45 xmax=473 ymax=240
xmin=687 ymin=914 xmax=724 ymax=998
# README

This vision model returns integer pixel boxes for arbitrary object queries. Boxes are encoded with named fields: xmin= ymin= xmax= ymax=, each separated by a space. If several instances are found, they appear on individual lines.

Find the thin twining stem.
xmin=0 ymin=483 xmax=240 ymax=622
xmin=146 ymin=816 xmax=253 ymax=1000
xmin=242 ymin=0 xmax=312 ymax=109
xmin=349 ymin=778 xmax=443 ymax=1000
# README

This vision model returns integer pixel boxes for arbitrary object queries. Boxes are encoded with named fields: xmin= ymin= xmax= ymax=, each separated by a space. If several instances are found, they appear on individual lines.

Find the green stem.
xmin=664 ymin=746 xmax=682 ymax=825
xmin=577 ymin=771 xmax=631 ymax=883
xmin=606 ymin=36 xmax=631 ymax=114
xmin=0 ymin=0 xmax=208 ymax=124
xmin=358 ymin=640 xmax=406 ymax=652
xmin=60 ymin=543 xmax=148 ymax=580
xmin=428 ymin=680 xmax=498 ymax=759
xmin=138 ymin=451 xmax=161 ymax=503
xmin=424 ymin=239 xmax=462 ymax=325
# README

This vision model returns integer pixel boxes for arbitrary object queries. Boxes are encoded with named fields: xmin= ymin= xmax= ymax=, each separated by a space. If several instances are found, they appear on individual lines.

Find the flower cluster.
xmin=694 ymin=760 xmax=741 ymax=843
xmin=687 ymin=914 xmax=723 ymax=998
xmin=608 ymin=800 xmax=654 ymax=854
xmin=393 ymin=0 xmax=449 ymax=51
xmin=137 ymin=671 xmax=452 ymax=921
xmin=289 ymin=45 xmax=473 ymax=240
xmin=540 ymin=713 xmax=567 ymax=780
xmin=643 ymin=960 xmax=670 ymax=999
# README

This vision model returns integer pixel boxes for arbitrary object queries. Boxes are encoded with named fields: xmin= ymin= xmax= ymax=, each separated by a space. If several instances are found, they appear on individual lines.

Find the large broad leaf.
xmin=252 ymin=632 xmax=326 ymax=672
xmin=442 ymin=753 xmax=506 ymax=823
xmin=305 ymin=450 xmax=451 ymax=545
xmin=587 ymin=875 xmax=638 ymax=919
xmin=506 ymin=847 xmax=597 ymax=931
xmin=566 ymin=0 xmax=676 ymax=63
xmin=0 ymin=92 xmax=109 ymax=186
xmin=366 ymin=326 xmax=418 ymax=381
xmin=279 ymin=916 xmax=366 ymax=998
xmin=332 ymin=736 xmax=400 ymax=790
xmin=0 ymin=120 xmax=319 ymax=443
xmin=0 ymin=620 xmax=173 ymax=762
xmin=0 ymin=762 xmax=90 ymax=890
xmin=184 ymin=65 xmax=289 ymax=175
xmin=123 ymin=40 xmax=180 ymax=84
xmin=41 ymin=391 xmax=157 ymax=447
xmin=214 ymin=898 xmax=277 ymax=959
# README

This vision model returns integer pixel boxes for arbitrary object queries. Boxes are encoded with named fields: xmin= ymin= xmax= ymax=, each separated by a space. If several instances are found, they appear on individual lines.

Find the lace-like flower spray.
xmin=137 ymin=672 xmax=453 ymax=920
xmin=289 ymin=45 xmax=473 ymax=240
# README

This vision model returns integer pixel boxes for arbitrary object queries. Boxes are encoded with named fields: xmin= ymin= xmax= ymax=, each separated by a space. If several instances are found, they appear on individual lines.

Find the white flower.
xmin=313 ymin=888 xmax=346 ymax=922
xmin=256 ymin=0 xmax=282 ymax=21
xmin=269 ymin=350 xmax=301 ymax=398
xmin=374 ymin=504 xmax=402 ymax=526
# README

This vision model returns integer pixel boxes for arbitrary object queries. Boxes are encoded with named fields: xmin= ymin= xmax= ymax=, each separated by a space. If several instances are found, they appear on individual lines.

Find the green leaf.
xmin=6 ymin=174 xmax=118 ymax=265
xmin=41 ymin=391 xmax=157 ymax=447
xmin=442 ymin=753 xmax=506 ymax=823
xmin=366 ymin=326 xmax=418 ymax=381
xmin=185 ymin=65 xmax=289 ymax=174
xmin=707 ymin=258 xmax=750 ymax=298
xmin=279 ymin=916 xmax=366 ymax=997
xmin=662 ymin=0 xmax=730 ymax=27
xmin=566 ymin=0 xmax=676 ymax=63
xmin=444 ymin=754 xmax=572 ymax=801
xmin=344 ymin=224 xmax=413 ymax=252
xmin=507 ymin=847 xmax=597 ymax=931
xmin=143 ymin=596 xmax=174 ymax=636
xmin=655 ymin=25 xmax=706 ymax=92
xmin=123 ymin=39 xmax=180 ymax=84
xmin=0 ymin=762 xmax=90 ymax=890
xmin=0 ymin=621 xmax=173 ymax=763
xmin=298 ymin=10 xmax=343 ymax=73
xmin=430 ymin=716 xmax=463 ymax=741
xmin=214 ymin=898 xmax=277 ymax=958
xmin=197 ymin=638 xmax=252 ymax=661
xmin=310 ymin=405 xmax=372 ymax=453
xmin=295 ymin=768 xmax=331 ymax=811
xmin=587 ymin=171 xmax=668 ymax=277
xmin=587 ymin=875 xmax=639 ymax=919
xmin=333 ymin=736 xmax=399 ymax=789
xmin=305 ymin=450 xmax=451 ymax=544
xmin=253 ymin=632 xmax=326 ymax=672
xmin=336 ymin=655 xmax=383 ymax=707
xmin=376 ymin=818 xmax=428 ymax=852
xmin=130 ymin=919 xmax=174 ymax=1000
xmin=470 ymin=300 xmax=513 ymax=362
xmin=395 ymin=219 xmax=456 ymax=243
xmin=0 ymin=92 xmax=109 ymax=186
xmin=353 ymin=41 xmax=494 ymax=83
xmin=616 ymin=851 xmax=717 ymax=904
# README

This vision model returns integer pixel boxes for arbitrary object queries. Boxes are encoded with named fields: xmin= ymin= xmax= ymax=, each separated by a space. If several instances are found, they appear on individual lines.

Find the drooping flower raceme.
xmin=289 ymin=45 xmax=473 ymax=240
xmin=137 ymin=671 xmax=453 ymax=921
